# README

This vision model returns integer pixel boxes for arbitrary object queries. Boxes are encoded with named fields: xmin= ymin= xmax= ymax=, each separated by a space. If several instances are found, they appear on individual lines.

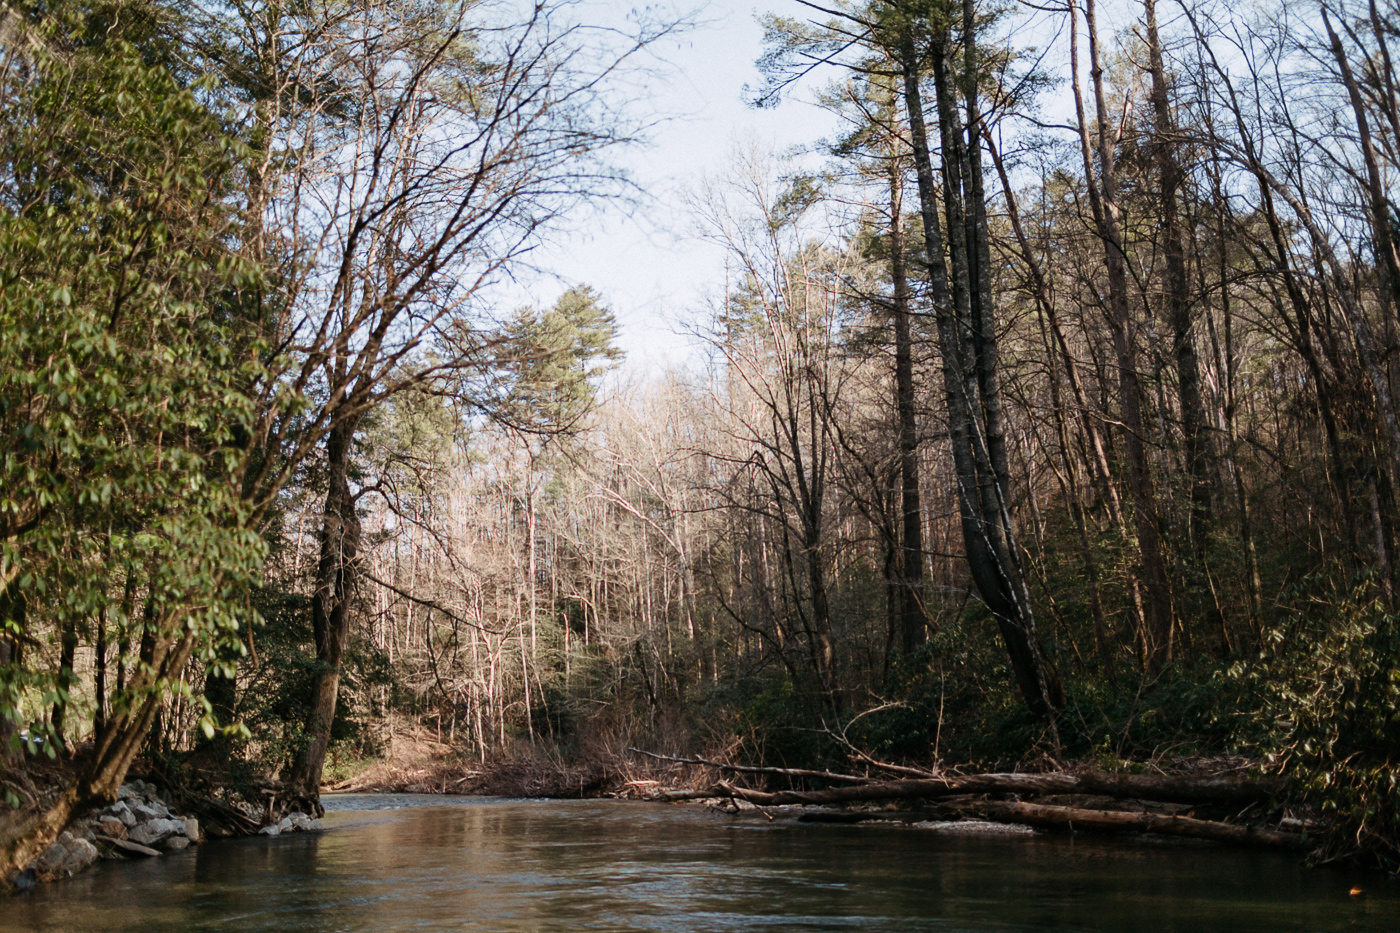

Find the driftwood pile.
xmin=631 ymin=751 xmax=1306 ymax=852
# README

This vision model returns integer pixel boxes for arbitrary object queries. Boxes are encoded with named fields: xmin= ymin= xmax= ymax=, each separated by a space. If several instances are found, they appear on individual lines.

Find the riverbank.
xmin=0 ymin=732 xmax=1364 ymax=893
xmin=4 ymin=775 xmax=324 ymax=891
xmin=321 ymin=737 xmax=1327 ymax=859
xmin=9 ymin=795 xmax=1396 ymax=932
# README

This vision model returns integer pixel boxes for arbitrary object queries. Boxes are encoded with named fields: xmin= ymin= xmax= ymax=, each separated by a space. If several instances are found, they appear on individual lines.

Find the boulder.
xmin=182 ymin=816 xmax=201 ymax=843
xmin=288 ymin=812 xmax=313 ymax=832
xmin=32 ymin=832 xmax=99 ymax=880
xmin=59 ymin=838 xmax=99 ymax=876
xmin=32 ymin=836 xmax=71 ymax=879
xmin=111 ymin=801 xmax=137 ymax=828
xmin=129 ymin=817 xmax=184 ymax=847
xmin=162 ymin=836 xmax=190 ymax=852
xmin=258 ymin=824 xmax=281 ymax=837
xmin=132 ymin=802 xmax=170 ymax=822
xmin=97 ymin=816 xmax=128 ymax=839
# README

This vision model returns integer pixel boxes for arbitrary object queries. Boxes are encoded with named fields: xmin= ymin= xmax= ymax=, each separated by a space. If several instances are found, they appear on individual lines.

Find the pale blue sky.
xmin=519 ymin=1 xmax=842 ymax=374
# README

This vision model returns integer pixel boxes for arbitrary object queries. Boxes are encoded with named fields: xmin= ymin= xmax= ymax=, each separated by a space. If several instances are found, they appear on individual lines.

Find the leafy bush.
xmin=1235 ymin=577 xmax=1400 ymax=868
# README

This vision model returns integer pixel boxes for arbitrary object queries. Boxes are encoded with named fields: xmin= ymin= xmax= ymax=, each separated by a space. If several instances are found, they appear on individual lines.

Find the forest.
xmin=2 ymin=0 xmax=1399 ymax=884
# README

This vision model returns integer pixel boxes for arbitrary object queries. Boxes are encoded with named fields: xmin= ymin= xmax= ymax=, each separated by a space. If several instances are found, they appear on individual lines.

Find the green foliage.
xmin=1235 ymin=576 xmax=1400 ymax=868
xmin=227 ymin=584 xmax=395 ymax=773
xmin=493 ymin=285 xmax=622 ymax=433
xmin=0 ymin=3 xmax=266 ymax=751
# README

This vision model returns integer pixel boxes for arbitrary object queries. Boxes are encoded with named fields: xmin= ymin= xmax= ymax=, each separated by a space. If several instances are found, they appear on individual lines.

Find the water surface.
xmin=4 ymin=794 xmax=1396 ymax=931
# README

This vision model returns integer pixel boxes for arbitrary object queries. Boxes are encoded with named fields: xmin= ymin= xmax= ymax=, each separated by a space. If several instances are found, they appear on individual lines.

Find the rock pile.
xmin=258 ymin=810 xmax=323 ymax=836
xmin=32 ymin=779 xmax=201 ymax=881
xmin=26 ymin=779 xmax=325 ymax=885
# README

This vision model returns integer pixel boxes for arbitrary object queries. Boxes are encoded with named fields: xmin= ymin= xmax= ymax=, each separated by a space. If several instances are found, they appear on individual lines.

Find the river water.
xmin=3 ymin=794 xmax=1396 ymax=931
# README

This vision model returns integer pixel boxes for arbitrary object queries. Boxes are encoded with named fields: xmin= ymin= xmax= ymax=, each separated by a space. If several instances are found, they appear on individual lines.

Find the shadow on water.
xmin=3 ymin=796 xmax=1397 ymax=932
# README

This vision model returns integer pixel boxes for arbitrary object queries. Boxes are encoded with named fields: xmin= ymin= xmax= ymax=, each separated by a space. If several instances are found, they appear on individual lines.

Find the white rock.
xmin=182 ymin=816 xmax=201 ymax=843
xmin=288 ymin=812 xmax=312 ymax=832
xmin=276 ymin=815 xmax=295 ymax=833
xmin=259 ymin=824 xmax=282 ymax=837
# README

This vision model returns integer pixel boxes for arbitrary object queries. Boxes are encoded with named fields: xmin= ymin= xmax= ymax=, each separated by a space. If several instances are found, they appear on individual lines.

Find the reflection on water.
xmin=3 ymin=795 xmax=1396 ymax=932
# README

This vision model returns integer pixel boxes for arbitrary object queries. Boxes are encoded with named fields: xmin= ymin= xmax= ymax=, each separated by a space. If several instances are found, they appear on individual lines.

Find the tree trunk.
xmin=889 ymin=159 xmax=929 ymax=654
xmin=967 ymin=800 xmax=1304 ymax=850
xmin=1073 ymin=0 xmax=1175 ymax=670
xmin=1146 ymin=0 xmax=1215 ymax=582
xmin=897 ymin=26 xmax=1063 ymax=716
xmin=700 ymin=768 xmax=1279 ymax=806
xmin=288 ymin=416 xmax=362 ymax=809
xmin=50 ymin=620 xmax=77 ymax=750
xmin=2 ymin=619 xmax=199 ymax=884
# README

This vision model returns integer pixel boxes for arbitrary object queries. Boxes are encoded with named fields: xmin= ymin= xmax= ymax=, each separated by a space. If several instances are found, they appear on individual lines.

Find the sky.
xmin=512 ymin=1 xmax=844 ymax=375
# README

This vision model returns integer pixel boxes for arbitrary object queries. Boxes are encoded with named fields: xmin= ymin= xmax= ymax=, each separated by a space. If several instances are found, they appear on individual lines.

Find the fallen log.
xmin=96 ymin=835 xmax=161 ymax=858
xmin=705 ymin=770 xmax=1278 ymax=807
xmin=966 ymin=801 xmax=1306 ymax=851
xmin=628 ymin=749 xmax=872 ymax=785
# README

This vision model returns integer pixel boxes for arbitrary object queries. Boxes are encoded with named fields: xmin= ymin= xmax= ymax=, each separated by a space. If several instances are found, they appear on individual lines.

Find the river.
xmin=3 ymin=794 xmax=1396 ymax=931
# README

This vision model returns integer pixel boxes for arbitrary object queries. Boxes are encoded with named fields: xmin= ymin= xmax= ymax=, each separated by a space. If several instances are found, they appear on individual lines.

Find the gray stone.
xmin=162 ymin=835 xmax=190 ymax=852
xmin=32 ymin=838 xmax=69 ymax=878
xmin=97 ymin=816 xmax=127 ymax=839
xmin=117 ymin=783 xmax=140 ymax=800
xmin=182 ymin=816 xmax=201 ymax=843
xmin=276 ymin=815 xmax=295 ymax=833
xmin=129 ymin=818 xmax=183 ymax=846
xmin=288 ymin=812 xmax=313 ymax=832
xmin=132 ymin=803 xmax=170 ymax=822
xmin=59 ymin=838 xmax=98 ymax=875
xmin=259 ymin=824 xmax=282 ymax=837
xmin=109 ymin=801 xmax=137 ymax=827
xmin=97 ymin=835 xmax=161 ymax=858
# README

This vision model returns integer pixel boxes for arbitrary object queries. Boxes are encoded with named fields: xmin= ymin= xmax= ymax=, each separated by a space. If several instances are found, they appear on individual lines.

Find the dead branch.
xmin=628 ymin=748 xmax=872 ymax=784
xmin=965 ymin=800 xmax=1306 ymax=851
xmin=694 ymin=770 xmax=1280 ymax=806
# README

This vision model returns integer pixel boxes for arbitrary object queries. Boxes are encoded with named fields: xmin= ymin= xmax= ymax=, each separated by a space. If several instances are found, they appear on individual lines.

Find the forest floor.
xmin=324 ymin=728 xmax=654 ymax=799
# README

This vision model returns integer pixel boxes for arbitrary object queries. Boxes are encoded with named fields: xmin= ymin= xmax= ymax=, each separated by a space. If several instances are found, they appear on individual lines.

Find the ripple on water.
xmin=2 ymin=796 xmax=1396 ymax=933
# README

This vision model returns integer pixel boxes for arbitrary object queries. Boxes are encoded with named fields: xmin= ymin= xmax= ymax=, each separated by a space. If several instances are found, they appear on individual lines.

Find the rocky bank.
xmin=22 ymin=779 xmax=323 ymax=887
